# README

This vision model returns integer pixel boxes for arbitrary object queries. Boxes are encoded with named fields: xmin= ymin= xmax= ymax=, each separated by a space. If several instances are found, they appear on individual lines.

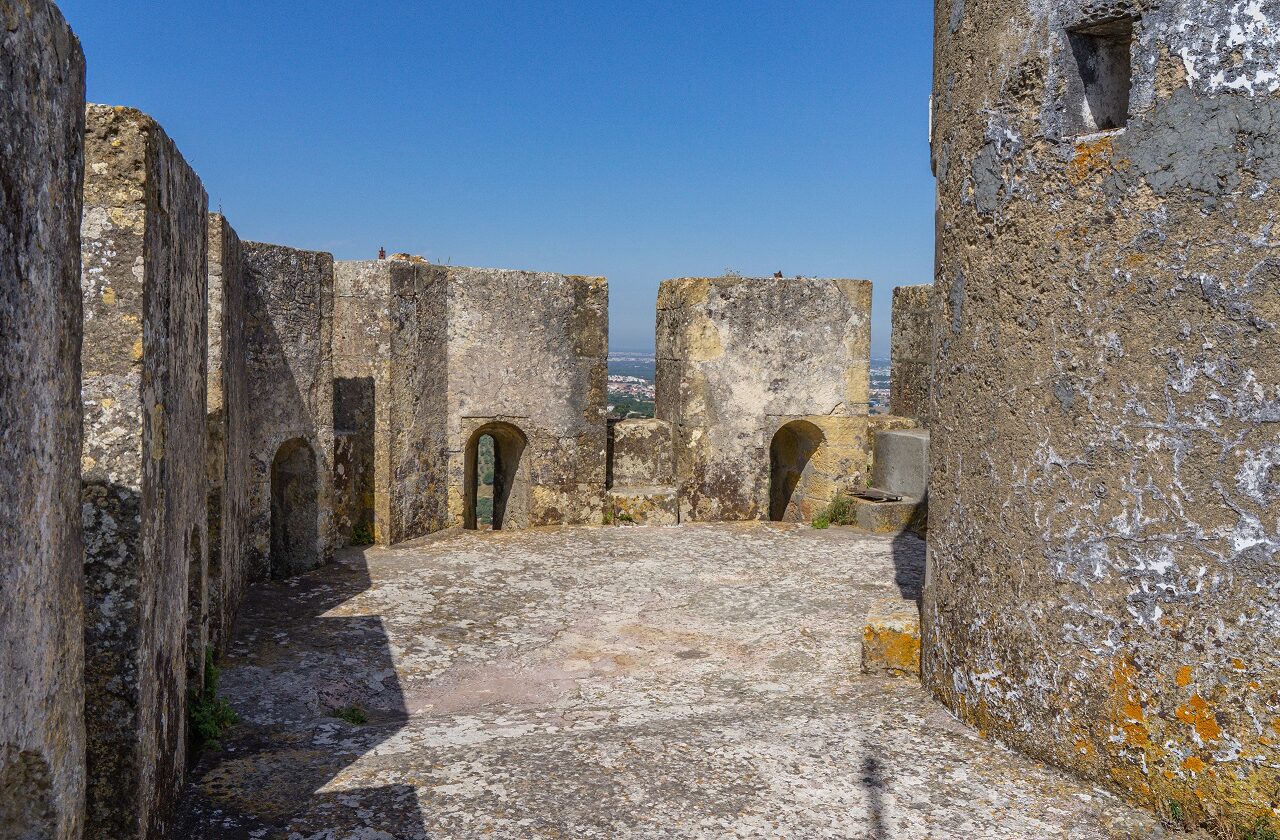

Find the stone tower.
xmin=928 ymin=0 xmax=1280 ymax=831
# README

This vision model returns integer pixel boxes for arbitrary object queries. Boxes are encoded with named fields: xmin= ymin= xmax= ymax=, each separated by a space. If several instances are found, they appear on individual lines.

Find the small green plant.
xmin=350 ymin=522 xmax=375 ymax=546
xmin=1166 ymin=800 xmax=1184 ymax=825
xmin=602 ymin=510 xmax=614 ymax=525
xmin=330 ymin=704 xmax=368 ymax=725
xmin=812 ymin=494 xmax=854 ymax=529
xmin=190 ymin=648 xmax=239 ymax=751
xmin=617 ymin=512 xmax=636 ymax=524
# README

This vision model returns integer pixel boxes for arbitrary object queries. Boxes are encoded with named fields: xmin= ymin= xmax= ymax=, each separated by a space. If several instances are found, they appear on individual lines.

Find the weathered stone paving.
xmin=177 ymin=525 xmax=1178 ymax=839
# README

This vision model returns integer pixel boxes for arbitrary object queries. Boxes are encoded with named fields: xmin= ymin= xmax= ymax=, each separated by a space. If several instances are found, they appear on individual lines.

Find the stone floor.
xmin=176 ymin=523 xmax=1178 ymax=839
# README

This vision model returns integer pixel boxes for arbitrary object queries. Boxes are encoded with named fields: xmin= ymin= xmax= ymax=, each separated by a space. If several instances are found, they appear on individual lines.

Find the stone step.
xmin=849 ymin=494 xmax=927 ymax=534
xmin=861 ymin=598 xmax=922 ymax=679
xmin=607 ymin=485 xmax=678 ymax=525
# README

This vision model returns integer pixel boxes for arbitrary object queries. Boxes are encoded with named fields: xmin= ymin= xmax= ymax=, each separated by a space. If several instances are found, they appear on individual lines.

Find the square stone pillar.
xmin=81 ymin=104 xmax=209 ymax=838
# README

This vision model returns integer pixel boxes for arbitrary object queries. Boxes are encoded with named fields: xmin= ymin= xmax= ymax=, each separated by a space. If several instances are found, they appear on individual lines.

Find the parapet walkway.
xmin=176 ymin=524 xmax=1171 ymax=838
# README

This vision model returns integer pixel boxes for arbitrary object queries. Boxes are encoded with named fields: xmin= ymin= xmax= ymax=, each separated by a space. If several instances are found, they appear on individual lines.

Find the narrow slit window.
xmin=1068 ymin=17 xmax=1133 ymax=135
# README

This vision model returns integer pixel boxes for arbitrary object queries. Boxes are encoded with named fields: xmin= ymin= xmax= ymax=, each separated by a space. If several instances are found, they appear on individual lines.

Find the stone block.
xmin=852 ymin=496 xmax=927 ymax=535
xmin=0 ymin=4 xmax=85 ymax=837
xmin=656 ymin=276 xmax=873 ymax=522
xmin=872 ymin=428 xmax=930 ymax=499
xmin=243 ymin=242 xmax=336 ymax=579
xmin=861 ymin=599 xmax=921 ymax=678
xmin=81 ymin=103 xmax=208 ymax=838
xmin=206 ymin=214 xmax=250 ymax=653
xmin=608 ymin=486 xmax=679 ymax=526
xmin=609 ymin=418 xmax=673 ymax=487
xmin=889 ymin=284 xmax=932 ymax=423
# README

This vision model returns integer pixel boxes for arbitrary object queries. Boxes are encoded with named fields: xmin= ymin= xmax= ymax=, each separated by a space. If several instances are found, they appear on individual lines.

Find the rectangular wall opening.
xmin=1068 ymin=17 xmax=1134 ymax=135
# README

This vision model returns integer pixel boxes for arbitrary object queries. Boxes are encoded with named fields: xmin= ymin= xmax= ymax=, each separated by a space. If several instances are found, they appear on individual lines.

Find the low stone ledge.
xmin=607 ymin=486 xmax=678 ymax=526
xmin=861 ymin=598 xmax=921 ymax=679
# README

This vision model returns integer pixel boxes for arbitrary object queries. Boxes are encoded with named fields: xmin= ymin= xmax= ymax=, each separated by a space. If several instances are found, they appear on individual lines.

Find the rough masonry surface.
xmin=81 ymin=103 xmax=209 ymax=839
xmin=206 ymin=214 xmax=250 ymax=653
xmin=890 ymin=284 xmax=933 ymax=424
xmin=242 ymin=242 xmax=336 ymax=579
xmin=657 ymin=277 xmax=873 ymax=522
xmin=0 ymin=3 xmax=86 ymax=838
xmin=928 ymin=0 xmax=1280 ymax=830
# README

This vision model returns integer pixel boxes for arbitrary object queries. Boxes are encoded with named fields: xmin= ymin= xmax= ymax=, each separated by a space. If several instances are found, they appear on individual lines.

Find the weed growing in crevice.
xmin=330 ymin=704 xmax=368 ymax=725
xmin=189 ymin=647 xmax=240 ymax=752
xmin=812 ymin=494 xmax=854 ymax=529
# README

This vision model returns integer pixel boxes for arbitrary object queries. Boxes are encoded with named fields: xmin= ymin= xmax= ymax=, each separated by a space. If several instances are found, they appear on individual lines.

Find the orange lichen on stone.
xmin=1068 ymin=135 xmax=1119 ymax=184
xmin=1176 ymin=666 xmax=1193 ymax=688
xmin=1175 ymin=695 xmax=1222 ymax=744
xmin=1182 ymin=756 xmax=1207 ymax=773
xmin=859 ymin=599 xmax=921 ymax=678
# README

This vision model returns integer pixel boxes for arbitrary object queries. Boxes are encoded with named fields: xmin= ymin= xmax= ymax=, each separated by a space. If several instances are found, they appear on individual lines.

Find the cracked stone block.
xmin=609 ymin=418 xmax=674 ymax=487
xmin=861 ymin=599 xmax=922 ymax=678
xmin=656 ymin=277 xmax=873 ymax=522
xmin=608 ymin=487 xmax=679 ymax=525
xmin=890 ymin=284 xmax=933 ymax=424
xmin=0 ymin=3 xmax=86 ymax=838
xmin=81 ymin=103 xmax=208 ymax=838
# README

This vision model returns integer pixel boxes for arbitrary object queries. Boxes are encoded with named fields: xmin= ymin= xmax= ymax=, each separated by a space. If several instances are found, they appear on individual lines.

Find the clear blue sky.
xmin=60 ymin=1 xmax=935 ymax=355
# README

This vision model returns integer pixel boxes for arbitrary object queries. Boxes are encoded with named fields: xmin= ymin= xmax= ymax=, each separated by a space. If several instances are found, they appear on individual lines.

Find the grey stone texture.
xmin=333 ymin=259 xmax=449 ymax=546
xmin=242 ymin=242 xmax=336 ymax=579
xmin=889 ymin=284 xmax=933 ymax=423
xmin=608 ymin=418 xmax=674 ymax=488
xmin=0 ymin=3 xmax=85 ymax=838
xmin=656 ymin=277 xmax=873 ymax=522
xmin=81 ymin=104 xmax=209 ymax=838
xmin=331 ymin=263 xmax=606 ymax=538
xmin=207 ymin=215 xmax=250 ymax=652
xmin=871 ymin=429 xmax=930 ymax=499
xmin=442 ymin=268 xmax=608 ymax=530
xmin=174 ymin=525 xmax=1182 ymax=838
xmin=928 ymin=0 xmax=1280 ymax=831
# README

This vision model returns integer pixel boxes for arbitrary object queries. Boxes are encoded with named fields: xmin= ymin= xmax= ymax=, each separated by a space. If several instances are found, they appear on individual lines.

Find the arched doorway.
xmin=464 ymin=422 xmax=530 ymax=531
xmin=270 ymin=437 xmax=318 ymax=578
xmin=769 ymin=420 xmax=825 ymax=522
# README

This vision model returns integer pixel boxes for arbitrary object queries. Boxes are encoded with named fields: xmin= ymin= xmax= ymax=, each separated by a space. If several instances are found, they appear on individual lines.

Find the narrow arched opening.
xmin=464 ymin=422 xmax=530 ymax=531
xmin=769 ymin=420 xmax=825 ymax=522
xmin=270 ymin=437 xmax=318 ymax=579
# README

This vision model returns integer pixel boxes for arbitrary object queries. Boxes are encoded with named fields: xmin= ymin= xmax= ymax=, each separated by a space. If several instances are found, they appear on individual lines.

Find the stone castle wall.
xmin=0 ymin=3 xmax=86 ymax=837
xmin=444 ymin=268 xmax=608 ymax=529
xmin=656 ymin=277 xmax=873 ymax=522
xmin=206 ymin=214 xmax=250 ymax=652
xmin=927 ymin=0 xmax=1280 ymax=830
xmin=80 ymin=104 xmax=209 ymax=838
xmin=242 ymin=242 xmax=336 ymax=579
xmin=889 ymin=284 xmax=933 ymax=424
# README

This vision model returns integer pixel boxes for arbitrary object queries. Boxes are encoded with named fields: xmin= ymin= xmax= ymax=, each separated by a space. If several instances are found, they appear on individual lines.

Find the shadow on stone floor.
xmin=889 ymin=526 xmax=927 ymax=605
xmin=861 ymin=744 xmax=889 ymax=840
xmin=173 ymin=547 xmax=429 ymax=838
